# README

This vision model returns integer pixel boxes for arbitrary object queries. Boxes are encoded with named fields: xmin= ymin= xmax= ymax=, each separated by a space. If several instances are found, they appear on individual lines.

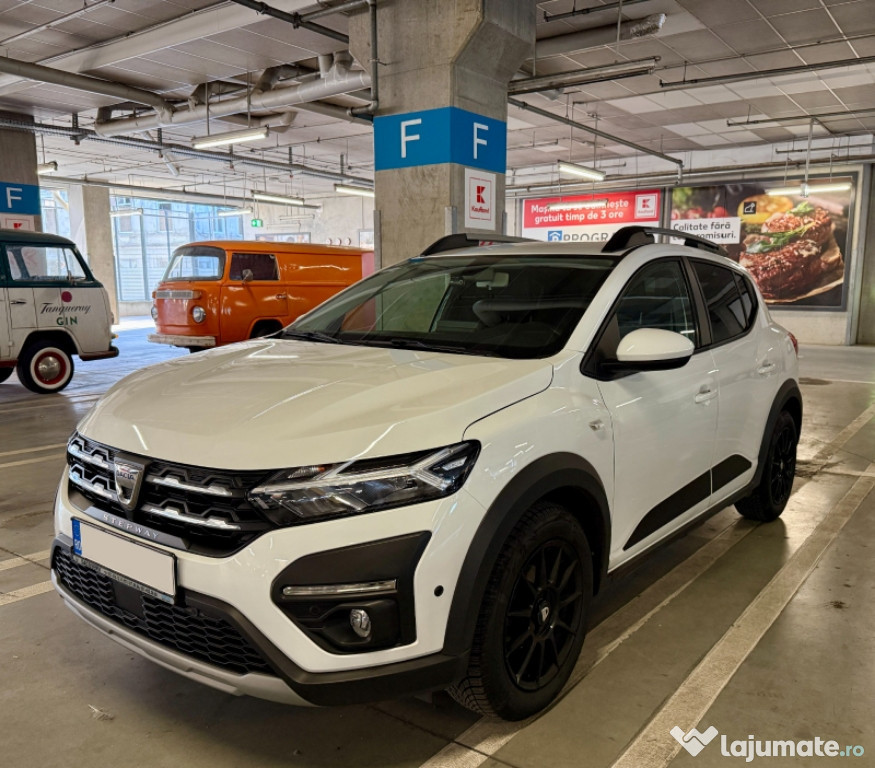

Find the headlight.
xmin=150 ymin=305 xmax=159 ymax=321
xmin=192 ymin=305 xmax=206 ymax=323
xmin=249 ymin=441 xmax=479 ymax=526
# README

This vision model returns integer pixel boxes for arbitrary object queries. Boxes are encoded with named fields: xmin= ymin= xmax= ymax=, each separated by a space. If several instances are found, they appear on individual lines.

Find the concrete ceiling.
xmin=1 ymin=0 xmax=874 ymax=202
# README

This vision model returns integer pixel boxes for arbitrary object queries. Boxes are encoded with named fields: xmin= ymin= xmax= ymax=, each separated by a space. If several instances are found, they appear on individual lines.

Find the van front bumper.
xmin=148 ymin=333 xmax=216 ymax=347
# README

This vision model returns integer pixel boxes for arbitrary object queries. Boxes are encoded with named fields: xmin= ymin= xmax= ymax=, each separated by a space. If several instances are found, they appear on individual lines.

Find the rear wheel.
xmin=16 ymin=340 xmax=74 ymax=394
xmin=736 ymin=410 xmax=797 ymax=522
xmin=449 ymin=502 xmax=592 ymax=720
xmin=0 ymin=367 xmax=13 ymax=384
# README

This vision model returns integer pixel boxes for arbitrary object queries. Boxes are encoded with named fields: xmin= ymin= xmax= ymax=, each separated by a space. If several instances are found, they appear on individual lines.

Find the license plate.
xmin=72 ymin=519 xmax=176 ymax=602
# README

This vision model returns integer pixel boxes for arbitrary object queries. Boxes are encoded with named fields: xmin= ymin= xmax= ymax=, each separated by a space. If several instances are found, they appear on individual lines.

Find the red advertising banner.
xmin=522 ymin=189 xmax=661 ymax=242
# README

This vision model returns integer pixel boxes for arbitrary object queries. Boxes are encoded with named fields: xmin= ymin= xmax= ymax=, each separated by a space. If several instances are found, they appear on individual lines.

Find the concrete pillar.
xmin=351 ymin=1 xmax=534 ymax=266
xmin=0 ymin=112 xmax=42 ymax=232
xmin=68 ymin=185 xmax=119 ymax=321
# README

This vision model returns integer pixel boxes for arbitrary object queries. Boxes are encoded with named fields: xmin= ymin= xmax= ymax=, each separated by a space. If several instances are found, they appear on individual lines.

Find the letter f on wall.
xmin=400 ymin=119 xmax=422 ymax=159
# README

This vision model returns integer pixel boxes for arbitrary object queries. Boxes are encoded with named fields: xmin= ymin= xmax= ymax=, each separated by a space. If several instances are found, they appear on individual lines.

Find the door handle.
xmin=694 ymin=386 xmax=717 ymax=404
xmin=276 ymin=293 xmax=288 ymax=300
xmin=10 ymin=299 xmax=26 ymax=305
xmin=757 ymin=361 xmax=776 ymax=376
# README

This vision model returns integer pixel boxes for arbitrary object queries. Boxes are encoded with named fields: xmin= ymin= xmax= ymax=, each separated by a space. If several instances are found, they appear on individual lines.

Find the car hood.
xmin=77 ymin=339 xmax=554 ymax=469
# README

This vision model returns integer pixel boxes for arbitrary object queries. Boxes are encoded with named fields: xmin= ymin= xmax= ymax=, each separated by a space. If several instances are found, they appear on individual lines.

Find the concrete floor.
xmin=1 ymin=330 xmax=872 ymax=768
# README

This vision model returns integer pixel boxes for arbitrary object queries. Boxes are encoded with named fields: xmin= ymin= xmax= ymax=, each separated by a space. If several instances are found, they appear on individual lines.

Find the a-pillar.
xmin=68 ymin=185 xmax=119 ymax=321
xmin=351 ymin=1 xmax=534 ymax=266
xmin=0 ymin=112 xmax=42 ymax=231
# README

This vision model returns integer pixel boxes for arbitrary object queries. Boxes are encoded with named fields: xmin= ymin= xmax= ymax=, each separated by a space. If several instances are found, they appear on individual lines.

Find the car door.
xmin=588 ymin=258 xmax=718 ymax=568
xmin=689 ymin=260 xmax=773 ymax=504
xmin=0 ymin=248 xmax=11 ymax=359
xmin=221 ymin=252 xmax=289 ymax=342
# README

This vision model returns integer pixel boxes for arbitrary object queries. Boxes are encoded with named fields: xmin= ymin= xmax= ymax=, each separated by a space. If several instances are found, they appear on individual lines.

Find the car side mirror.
xmin=241 ymin=268 xmax=254 ymax=283
xmin=604 ymin=328 xmax=695 ymax=373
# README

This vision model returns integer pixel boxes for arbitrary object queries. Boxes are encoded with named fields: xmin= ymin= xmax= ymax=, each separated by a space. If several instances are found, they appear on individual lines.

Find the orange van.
xmin=148 ymin=241 xmax=375 ymax=351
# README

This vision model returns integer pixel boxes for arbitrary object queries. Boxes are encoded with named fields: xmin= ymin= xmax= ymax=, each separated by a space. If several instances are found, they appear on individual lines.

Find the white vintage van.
xmin=0 ymin=229 xmax=117 ymax=394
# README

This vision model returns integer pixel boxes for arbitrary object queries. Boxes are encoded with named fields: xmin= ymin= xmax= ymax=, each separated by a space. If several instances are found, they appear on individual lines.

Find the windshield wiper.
xmin=386 ymin=338 xmax=496 ymax=356
xmin=281 ymin=329 xmax=342 ymax=344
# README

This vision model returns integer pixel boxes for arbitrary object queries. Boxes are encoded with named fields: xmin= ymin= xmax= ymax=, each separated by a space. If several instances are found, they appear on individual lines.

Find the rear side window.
xmin=230 ymin=253 xmax=279 ymax=281
xmin=691 ymin=261 xmax=753 ymax=344
xmin=733 ymin=273 xmax=758 ymax=328
xmin=5 ymin=245 xmax=87 ymax=283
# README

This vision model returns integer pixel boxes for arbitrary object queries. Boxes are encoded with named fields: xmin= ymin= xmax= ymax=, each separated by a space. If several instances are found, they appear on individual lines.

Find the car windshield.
xmin=163 ymin=245 xmax=225 ymax=281
xmin=285 ymin=253 xmax=616 ymax=359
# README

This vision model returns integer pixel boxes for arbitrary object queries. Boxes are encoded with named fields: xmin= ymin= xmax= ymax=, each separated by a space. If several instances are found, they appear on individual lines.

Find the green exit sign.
xmin=251 ymin=218 xmax=263 ymax=227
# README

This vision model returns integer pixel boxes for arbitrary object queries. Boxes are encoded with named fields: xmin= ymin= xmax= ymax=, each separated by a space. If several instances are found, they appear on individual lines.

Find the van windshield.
xmin=284 ymin=253 xmax=616 ymax=359
xmin=164 ymin=246 xmax=225 ymax=281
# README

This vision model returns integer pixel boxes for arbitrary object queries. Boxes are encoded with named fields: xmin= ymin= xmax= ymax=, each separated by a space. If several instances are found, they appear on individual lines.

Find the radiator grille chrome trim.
xmin=141 ymin=503 xmax=242 ymax=531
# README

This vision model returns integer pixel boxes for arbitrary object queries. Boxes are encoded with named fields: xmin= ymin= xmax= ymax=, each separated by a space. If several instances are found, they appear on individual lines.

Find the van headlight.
xmin=249 ymin=441 xmax=479 ymax=525
xmin=192 ymin=305 xmax=206 ymax=323
xmin=150 ymin=305 xmax=159 ymax=321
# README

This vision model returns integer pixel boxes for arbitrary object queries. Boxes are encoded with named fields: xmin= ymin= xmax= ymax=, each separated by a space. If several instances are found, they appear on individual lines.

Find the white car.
xmin=51 ymin=226 xmax=801 ymax=720
xmin=0 ymin=229 xmax=117 ymax=393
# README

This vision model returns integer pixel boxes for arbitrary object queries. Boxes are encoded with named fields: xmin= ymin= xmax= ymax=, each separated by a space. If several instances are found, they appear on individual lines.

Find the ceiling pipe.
xmin=49 ymin=176 xmax=264 ymax=208
xmin=0 ymin=0 xmax=116 ymax=46
xmin=508 ymin=57 xmax=659 ymax=95
xmin=507 ymin=96 xmax=683 ymax=180
xmin=0 ymin=117 xmax=373 ymax=184
xmin=535 ymin=14 xmax=666 ymax=59
xmin=661 ymin=53 xmax=875 ymax=90
xmin=0 ymin=56 xmax=174 ymax=116
xmin=94 ymin=54 xmax=370 ymax=136
xmin=304 ymin=0 xmax=369 ymax=22
xmin=727 ymin=107 xmax=875 ymax=127
xmin=229 ymin=0 xmax=349 ymax=44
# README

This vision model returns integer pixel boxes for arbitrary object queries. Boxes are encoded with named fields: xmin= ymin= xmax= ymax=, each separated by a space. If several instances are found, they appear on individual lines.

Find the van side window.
xmin=230 ymin=253 xmax=278 ymax=281
xmin=6 ymin=245 xmax=86 ymax=283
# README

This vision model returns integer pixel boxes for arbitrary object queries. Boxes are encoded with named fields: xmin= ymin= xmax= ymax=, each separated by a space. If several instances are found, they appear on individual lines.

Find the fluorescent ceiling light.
xmin=764 ymin=182 xmax=852 ymax=196
xmin=217 ymin=208 xmax=252 ymax=217
xmin=558 ymin=161 xmax=606 ymax=182
xmin=37 ymin=161 xmax=58 ymax=175
xmin=192 ymin=126 xmax=269 ymax=150
xmin=111 ymin=208 xmax=143 ymax=218
xmin=334 ymin=183 xmax=375 ymax=198
xmin=547 ymin=198 xmax=609 ymax=211
xmin=253 ymin=191 xmax=306 ymax=207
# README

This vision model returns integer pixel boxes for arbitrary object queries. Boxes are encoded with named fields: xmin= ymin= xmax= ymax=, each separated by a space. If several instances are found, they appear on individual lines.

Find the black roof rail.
xmin=602 ymin=225 xmax=727 ymax=256
xmin=421 ymin=233 xmax=533 ymax=256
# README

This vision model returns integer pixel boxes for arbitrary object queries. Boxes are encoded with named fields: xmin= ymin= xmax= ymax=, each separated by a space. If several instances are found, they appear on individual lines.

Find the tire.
xmin=449 ymin=502 xmax=592 ymax=720
xmin=0 ymin=367 xmax=13 ymax=384
xmin=735 ymin=410 xmax=798 ymax=522
xmin=186 ymin=346 xmax=208 ymax=354
xmin=16 ymin=340 xmax=74 ymax=394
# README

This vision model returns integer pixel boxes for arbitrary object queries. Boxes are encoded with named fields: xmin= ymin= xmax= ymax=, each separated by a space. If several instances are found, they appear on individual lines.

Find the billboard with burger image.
xmin=671 ymin=175 xmax=854 ymax=309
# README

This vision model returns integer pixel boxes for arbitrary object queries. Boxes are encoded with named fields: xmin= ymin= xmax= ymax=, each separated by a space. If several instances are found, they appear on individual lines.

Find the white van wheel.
xmin=17 ymin=341 xmax=74 ymax=394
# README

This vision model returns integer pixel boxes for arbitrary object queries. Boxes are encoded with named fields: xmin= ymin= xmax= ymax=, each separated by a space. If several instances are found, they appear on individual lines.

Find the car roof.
xmin=0 ymin=229 xmax=76 ymax=247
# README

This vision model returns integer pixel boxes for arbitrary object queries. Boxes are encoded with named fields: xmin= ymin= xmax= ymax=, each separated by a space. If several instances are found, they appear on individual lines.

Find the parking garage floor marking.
xmin=0 ymin=580 xmax=54 ymax=607
xmin=418 ymin=403 xmax=875 ymax=768
xmin=0 ymin=454 xmax=66 ymax=470
xmin=0 ymin=394 xmax=102 ymax=415
xmin=0 ymin=443 xmax=67 ymax=459
xmin=0 ymin=550 xmax=51 ymax=572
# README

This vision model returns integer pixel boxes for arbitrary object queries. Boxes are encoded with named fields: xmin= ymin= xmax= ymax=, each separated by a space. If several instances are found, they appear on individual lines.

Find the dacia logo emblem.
xmin=113 ymin=458 xmax=146 ymax=511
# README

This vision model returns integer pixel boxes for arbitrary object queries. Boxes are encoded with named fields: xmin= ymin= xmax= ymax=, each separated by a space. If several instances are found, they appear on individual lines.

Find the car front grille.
xmin=53 ymin=547 xmax=275 ymax=676
xmin=67 ymin=433 xmax=274 ymax=555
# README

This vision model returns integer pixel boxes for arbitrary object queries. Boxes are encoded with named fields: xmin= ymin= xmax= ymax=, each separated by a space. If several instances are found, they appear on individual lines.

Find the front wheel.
xmin=449 ymin=502 xmax=592 ymax=720
xmin=736 ymin=410 xmax=798 ymax=522
xmin=17 ymin=340 xmax=74 ymax=394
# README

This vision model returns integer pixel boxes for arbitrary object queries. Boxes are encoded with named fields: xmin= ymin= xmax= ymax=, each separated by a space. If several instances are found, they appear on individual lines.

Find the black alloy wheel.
xmin=736 ymin=410 xmax=798 ymax=522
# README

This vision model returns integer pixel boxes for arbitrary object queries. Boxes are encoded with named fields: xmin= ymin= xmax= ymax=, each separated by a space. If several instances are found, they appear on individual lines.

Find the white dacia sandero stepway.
xmin=52 ymin=226 xmax=801 ymax=720
xmin=0 ymin=229 xmax=117 ymax=393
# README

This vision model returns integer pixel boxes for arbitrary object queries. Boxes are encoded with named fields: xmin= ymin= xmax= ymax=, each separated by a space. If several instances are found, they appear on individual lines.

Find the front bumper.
xmin=148 ymin=333 xmax=216 ymax=347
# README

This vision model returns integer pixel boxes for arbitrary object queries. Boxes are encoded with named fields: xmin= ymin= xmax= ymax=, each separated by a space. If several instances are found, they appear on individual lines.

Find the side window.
xmin=733 ymin=273 xmax=758 ymax=328
xmin=691 ymin=261 xmax=749 ymax=344
xmin=229 ymin=253 xmax=278 ymax=281
xmin=614 ymin=260 xmax=697 ymax=344
xmin=6 ymin=246 xmax=86 ymax=283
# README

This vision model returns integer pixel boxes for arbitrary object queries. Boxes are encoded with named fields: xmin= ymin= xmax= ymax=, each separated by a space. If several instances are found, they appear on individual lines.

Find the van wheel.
xmin=0 ymin=368 xmax=13 ymax=384
xmin=17 ymin=340 xmax=74 ymax=394
xmin=250 ymin=321 xmax=282 ymax=339
xmin=735 ymin=410 xmax=797 ymax=522
xmin=449 ymin=502 xmax=592 ymax=720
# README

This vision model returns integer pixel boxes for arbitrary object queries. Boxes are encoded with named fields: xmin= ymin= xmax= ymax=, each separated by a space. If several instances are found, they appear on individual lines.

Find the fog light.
xmin=350 ymin=608 xmax=372 ymax=639
xmin=192 ymin=305 xmax=206 ymax=323
xmin=150 ymin=304 xmax=158 ymax=321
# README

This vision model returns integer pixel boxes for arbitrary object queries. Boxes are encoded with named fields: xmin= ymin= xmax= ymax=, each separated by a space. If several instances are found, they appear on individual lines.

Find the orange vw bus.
xmin=148 ymin=241 xmax=375 ymax=351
